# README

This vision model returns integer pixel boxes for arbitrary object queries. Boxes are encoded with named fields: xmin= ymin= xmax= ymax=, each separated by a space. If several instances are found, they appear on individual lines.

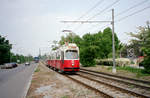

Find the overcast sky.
xmin=0 ymin=0 xmax=150 ymax=56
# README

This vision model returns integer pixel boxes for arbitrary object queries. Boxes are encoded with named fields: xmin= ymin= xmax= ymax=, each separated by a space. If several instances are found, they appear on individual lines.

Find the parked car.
xmin=11 ymin=62 xmax=18 ymax=68
xmin=3 ymin=62 xmax=18 ymax=69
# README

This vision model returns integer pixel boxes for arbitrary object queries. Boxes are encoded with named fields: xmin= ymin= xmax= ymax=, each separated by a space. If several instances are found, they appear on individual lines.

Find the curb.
xmin=23 ymin=63 xmax=38 ymax=98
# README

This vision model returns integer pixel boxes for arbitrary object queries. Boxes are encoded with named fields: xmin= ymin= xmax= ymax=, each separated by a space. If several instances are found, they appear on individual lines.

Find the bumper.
xmin=63 ymin=67 xmax=80 ymax=71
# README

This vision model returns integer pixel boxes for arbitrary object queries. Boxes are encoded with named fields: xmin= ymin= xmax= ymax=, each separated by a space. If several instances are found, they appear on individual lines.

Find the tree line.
xmin=57 ymin=27 xmax=121 ymax=66
xmin=127 ymin=22 xmax=150 ymax=73
xmin=52 ymin=22 xmax=150 ymax=73
xmin=0 ymin=35 xmax=33 ymax=65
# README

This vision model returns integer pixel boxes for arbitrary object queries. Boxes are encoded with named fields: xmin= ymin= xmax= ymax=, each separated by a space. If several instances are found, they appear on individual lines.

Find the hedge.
xmin=96 ymin=58 xmax=131 ymax=66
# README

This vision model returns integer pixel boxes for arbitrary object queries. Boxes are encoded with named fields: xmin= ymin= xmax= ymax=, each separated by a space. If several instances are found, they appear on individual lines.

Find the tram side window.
xmin=56 ymin=53 xmax=60 ymax=60
xmin=65 ymin=50 xmax=78 ymax=59
xmin=61 ymin=51 xmax=64 ymax=60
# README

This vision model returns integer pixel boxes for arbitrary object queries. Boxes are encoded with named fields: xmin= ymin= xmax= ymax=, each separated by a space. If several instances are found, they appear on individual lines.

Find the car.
xmin=11 ymin=62 xmax=18 ymax=68
xmin=3 ymin=62 xmax=18 ymax=69
xmin=25 ymin=62 xmax=30 ymax=66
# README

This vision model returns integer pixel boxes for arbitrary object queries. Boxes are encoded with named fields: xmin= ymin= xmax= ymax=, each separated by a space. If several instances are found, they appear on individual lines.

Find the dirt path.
xmin=26 ymin=62 xmax=100 ymax=98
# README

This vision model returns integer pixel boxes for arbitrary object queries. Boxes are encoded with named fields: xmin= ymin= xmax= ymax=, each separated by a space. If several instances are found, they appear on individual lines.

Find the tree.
xmin=80 ymin=46 xmax=99 ymax=67
xmin=102 ymin=27 xmax=120 ymax=58
xmin=0 ymin=35 xmax=12 ymax=64
xmin=129 ymin=21 xmax=150 ymax=73
xmin=59 ymin=32 xmax=82 ymax=47
xmin=79 ymin=27 xmax=120 ymax=66
xmin=51 ymin=40 xmax=59 ymax=50
xmin=56 ymin=27 xmax=121 ymax=67
xmin=141 ymin=22 xmax=150 ymax=73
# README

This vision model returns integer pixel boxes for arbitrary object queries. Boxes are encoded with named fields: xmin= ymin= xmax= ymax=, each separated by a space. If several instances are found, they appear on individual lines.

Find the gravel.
xmin=27 ymin=62 xmax=101 ymax=98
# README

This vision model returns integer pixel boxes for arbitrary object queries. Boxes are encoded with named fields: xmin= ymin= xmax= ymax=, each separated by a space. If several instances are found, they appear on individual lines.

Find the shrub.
xmin=80 ymin=46 xmax=98 ymax=67
xmin=107 ymin=66 xmax=150 ymax=77
xmin=141 ymin=56 xmax=150 ymax=73
xmin=35 ymin=68 xmax=40 ymax=72
xmin=141 ymin=48 xmax=150 ymax=73
xmin=96 ymin=58 xmax=131 ymax=66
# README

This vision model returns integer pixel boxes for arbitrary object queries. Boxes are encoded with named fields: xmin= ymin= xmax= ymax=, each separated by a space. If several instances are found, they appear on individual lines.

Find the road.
xmin=0 ymin=62 xmax=37 ymax=98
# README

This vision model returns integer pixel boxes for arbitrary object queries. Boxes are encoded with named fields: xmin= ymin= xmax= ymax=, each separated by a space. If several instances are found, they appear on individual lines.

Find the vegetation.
xmin=0 ymin=35 xmax=33 ymax=65
xmin=58 ymin=27 xmax=121 ymax=67
xmin=35 ymin=68 xmax=40 ymax=72
xmin=61 ymin=95 xmax=69 ymax=98
xmin=129 ymin=21 xmax=150 ymax=73
xmin=0 ymin=35 xmax=12 ymax=64
xmin=10 ymin=53 xmax=33 ymax=64
xmin=53 ymin=21 xmax=150 ymax=73
xmin=107 ymin=66 xmax=150 ymax=77
xmin=96 ymin=58 xmax=131 ymax=67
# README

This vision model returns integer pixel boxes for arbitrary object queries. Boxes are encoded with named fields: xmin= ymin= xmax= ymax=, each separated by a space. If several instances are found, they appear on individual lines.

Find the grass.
xmin=35 ymin=68 xmax=40 ymax=72
xmin=31 ymin=80 xmax=36 ymax=83
xmin=129 ymin=85 xmax=135 ymax=89
xmin=107 ymin=66 xmax=150 ymax=77
xmin=61 ymin=95 xmax=69 ymax=98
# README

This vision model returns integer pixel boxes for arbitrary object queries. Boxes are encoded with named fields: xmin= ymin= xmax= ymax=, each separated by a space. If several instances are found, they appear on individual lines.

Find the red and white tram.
xmin=47 ymin=43 xmax=80 ymax=72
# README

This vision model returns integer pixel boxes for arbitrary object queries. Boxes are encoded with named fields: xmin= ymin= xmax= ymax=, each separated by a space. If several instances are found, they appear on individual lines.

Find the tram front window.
xmin=65 ymin=50 xmax=78 ymax=59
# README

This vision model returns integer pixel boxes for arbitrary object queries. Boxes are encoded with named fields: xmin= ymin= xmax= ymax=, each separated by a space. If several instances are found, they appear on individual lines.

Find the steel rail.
xmin=79 ymin=70 xmax=150 ymax=90
xmin=77 ymin=73 xmax=149 ymax=98
xmin=80 ymin=68 xmax=150 ymax=85
xmin=44 ymin=63 xmax=112 ymax=98
xmin=44 ymin=63 xmax=149 ymax=97
xmin=64 ymin=75 xmax=113 ymax=98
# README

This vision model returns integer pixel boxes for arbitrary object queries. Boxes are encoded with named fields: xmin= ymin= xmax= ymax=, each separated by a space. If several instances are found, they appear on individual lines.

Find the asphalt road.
xmin=0 ymin=62 xmax=37 ymax=98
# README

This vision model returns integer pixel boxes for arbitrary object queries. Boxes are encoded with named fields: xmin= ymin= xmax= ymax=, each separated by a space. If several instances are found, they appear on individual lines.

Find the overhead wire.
xmin=94 ymin=4 xmax=150 ymax=35
xmin=87 ymin=0 xmax=120 ymax=21
xmin=116 ymin=4 xmax=150 ymax=22
xmin=73 ymin=0 xmax=120 ymax=32
xmin=77 ymin=0 xmax=105 ymax=20
xmin=116 ymin=0 xmax=148 ymax=17
xmin=72 ymin=0 xmax=105 ymax=31
xmin=97 ymin=3 xmax=150 ymax=30
xmin=91 ymin=0 xmax=150 ymax=32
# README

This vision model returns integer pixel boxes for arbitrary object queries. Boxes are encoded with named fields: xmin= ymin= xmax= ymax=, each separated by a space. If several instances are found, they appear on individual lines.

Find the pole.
xmin=147 ymin=21 xmax=150 ymax=30
xmin=9 ymin=50 xmax=11 ymax=63
xmin=39 ymin=48 xmax=41 ymax=59
xmin=112 ymin=9 xmax=116 ymax=73
xmin=61 ymin=9 xmax=117 ymax=74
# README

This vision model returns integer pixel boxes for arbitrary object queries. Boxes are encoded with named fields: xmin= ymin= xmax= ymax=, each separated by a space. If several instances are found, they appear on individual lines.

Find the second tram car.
xmin=47 ymin=43 xmax=80 ymax=73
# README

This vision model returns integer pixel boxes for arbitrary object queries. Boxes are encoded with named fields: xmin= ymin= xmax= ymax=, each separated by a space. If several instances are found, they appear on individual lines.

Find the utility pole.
xmin=147 ymin=21 xmax=150 ymax=30
xmin=111 ymin=9 xmax=116 ymax=73
xmin=61 ymin=9 xmax=116 ymax=73
xmin=39 ymin=48 xmax=41 ymax=59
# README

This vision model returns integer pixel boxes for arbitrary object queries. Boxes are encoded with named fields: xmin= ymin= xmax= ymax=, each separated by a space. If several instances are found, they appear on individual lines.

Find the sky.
xmin=0 ymin=0 xmax=150 ymax=56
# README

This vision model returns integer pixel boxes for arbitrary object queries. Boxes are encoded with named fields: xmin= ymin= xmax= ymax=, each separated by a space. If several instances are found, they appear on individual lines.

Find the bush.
xmin=141 ymin=56 xmax=150 ymax=73
xmin=96 ymin=58 xmax=131 ymax=66
xmin=107 ymin=66 xmax=150 ymax=77
xmin=35 ymin=68 xmax=40 ymax=72
xmin=80 ymin=46 xmax=98 ymax=67
xmin=141 ymin=48 xmax=150 ymax=73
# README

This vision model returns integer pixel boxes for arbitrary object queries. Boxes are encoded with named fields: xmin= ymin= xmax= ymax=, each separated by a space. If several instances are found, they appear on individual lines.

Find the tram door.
xmin=61 ymin=51 xmax=64 ymax=64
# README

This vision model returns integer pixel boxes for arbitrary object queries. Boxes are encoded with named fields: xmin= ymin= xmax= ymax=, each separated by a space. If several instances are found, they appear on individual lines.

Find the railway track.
xmin=80 ymin=68 xmax=150 ymax=85
xmin=64 ymin=73 xmax=149 ymax=98
xmin=80 ymin=68 xmax=150 ymax=89
xmin=64 ymin=74 xmax=113 ymax=98
xmin=44 ymin=62 xmax=150 ymax=98
xmin=79 ymin=68 xmax=150 ymax=97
